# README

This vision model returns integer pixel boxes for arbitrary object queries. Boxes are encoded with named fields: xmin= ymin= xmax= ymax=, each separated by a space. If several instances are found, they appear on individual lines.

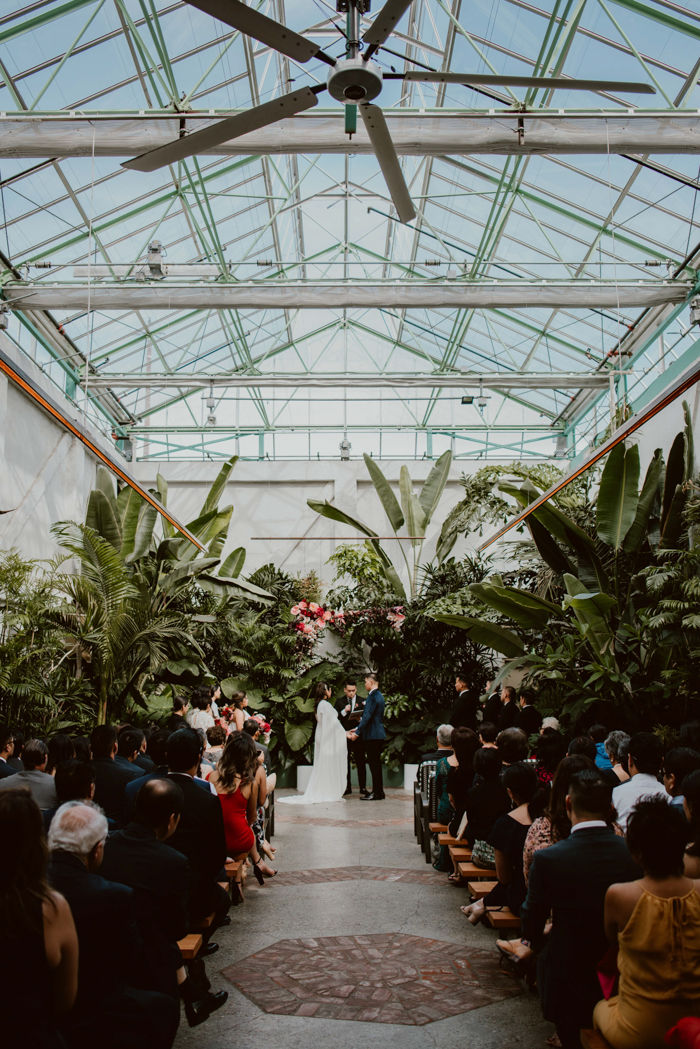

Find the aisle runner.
xmin=276 ymin=815 xmax=412 ymax=828
xmin=263 ymin=865 xmax=446 ymax=886
xmin=223 ymin=932 xmax=521 ymax=1025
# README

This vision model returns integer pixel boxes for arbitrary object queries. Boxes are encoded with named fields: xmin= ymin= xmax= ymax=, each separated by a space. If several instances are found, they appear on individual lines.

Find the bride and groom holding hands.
xmin=278 ymin=673 xmax=386 ymax=806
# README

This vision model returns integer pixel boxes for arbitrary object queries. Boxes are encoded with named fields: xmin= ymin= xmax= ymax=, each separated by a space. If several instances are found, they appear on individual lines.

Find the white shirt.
xmin=612 ymin=773 xmax=668 ymax=831
xmin=571 ymin=820 xmax=607 ymax=833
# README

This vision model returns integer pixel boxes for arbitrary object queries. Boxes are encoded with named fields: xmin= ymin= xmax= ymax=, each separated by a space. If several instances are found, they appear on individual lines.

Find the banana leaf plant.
xmin=307 ymin=450 xmax=453 ymax=600
xmin=433 ymin=405 xmax=695 ymax=721
xmin=84 ymin=456 xmax=271 ymax=603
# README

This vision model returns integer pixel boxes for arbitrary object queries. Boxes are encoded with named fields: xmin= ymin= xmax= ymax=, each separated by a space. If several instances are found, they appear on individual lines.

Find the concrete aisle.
xmin=174 ymin=788 xmax=553 ymax=1049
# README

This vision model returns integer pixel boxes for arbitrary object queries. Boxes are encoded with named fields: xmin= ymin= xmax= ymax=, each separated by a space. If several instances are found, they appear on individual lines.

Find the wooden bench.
xmin=458 ymin=862 xmax=495 ymax=879
xmin=225 ymin=860 xmax=240 ymax=879
xmin=468 ymin=880 xmax=498 ymax=899
xmin=178 ymin=934 xmax=202 ymax=960
xmin=580 ymin=1031 xmax=613 ymax=1049
xmin=448 ymin=846 xmax=472 ymax=862
xmin=485 ymin=907 xmax=520 ymax=929
xmin=192 ymin=911 xmax=216 ymax=930
xmin=429 ymin=822 xmax=449 ymax=834
xmin=438 ymin=833 xmax=465 ymax=846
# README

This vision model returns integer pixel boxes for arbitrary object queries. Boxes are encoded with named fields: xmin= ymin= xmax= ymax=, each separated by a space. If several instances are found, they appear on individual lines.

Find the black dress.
xmin=485 ymin=812 xmax=531 ymax=915
xmin=1 ymin=900 xmax=67 ymax=1048
xmin=461 ymin=777 xmax=510 ymax=845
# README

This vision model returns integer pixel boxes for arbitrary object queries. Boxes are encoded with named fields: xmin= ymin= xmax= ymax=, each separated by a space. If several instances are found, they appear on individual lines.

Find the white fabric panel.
xmin=2 ymin=112 xmax=700 ymax=158
xmin=4 ymin=282 xmax=689 ymax=310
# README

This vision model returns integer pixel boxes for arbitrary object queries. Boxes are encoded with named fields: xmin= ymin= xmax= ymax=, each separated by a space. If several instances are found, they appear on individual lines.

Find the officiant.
xmin=335 ymin=681 xmax=367 ymax=797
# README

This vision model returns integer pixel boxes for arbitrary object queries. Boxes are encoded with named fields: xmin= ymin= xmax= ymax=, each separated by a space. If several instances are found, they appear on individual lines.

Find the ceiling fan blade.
xmin=359 ymin=104 xmax=416 ymax=225
xmin=123 ymin=87 xmax=320 ymax=173
xmin=404 ymin=72 xmax=656 ymax=93
xmin=362 ymin=0 xmax=413 ymax=48
xmin=184 ymin=0 xmax=319 ymax=62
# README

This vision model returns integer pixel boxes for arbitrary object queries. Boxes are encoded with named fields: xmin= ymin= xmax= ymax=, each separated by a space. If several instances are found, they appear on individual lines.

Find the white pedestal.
xmin=403 ymin=763 xmax=419 ymax=791
xmin=296 ymin=765 xmax=313 ymax=792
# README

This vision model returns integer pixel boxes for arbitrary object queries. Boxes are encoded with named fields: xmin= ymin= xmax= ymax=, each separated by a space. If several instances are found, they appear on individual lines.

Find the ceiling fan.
xmin=122 ymin=0 xmax=656 ymax=225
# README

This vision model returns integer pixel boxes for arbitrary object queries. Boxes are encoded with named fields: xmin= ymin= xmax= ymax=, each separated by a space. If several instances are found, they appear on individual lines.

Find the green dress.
xmin=432 ymin=756 xmax=455 ymax=872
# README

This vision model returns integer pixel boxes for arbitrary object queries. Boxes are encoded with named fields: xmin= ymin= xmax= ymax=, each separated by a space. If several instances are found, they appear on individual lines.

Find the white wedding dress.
xmin=278 ymin=699 xmax=347 ymax=805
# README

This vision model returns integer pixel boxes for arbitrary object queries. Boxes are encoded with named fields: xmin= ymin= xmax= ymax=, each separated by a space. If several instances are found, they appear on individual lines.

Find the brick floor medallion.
xmin=222 ymin=932 xmax=522 ymax=1025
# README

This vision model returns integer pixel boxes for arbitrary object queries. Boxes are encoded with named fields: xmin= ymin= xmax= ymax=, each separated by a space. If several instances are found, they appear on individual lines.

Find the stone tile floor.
xmin=264 ymin=865 xmax=448 ymax=887
xmin=223 ymin=931 xmax=522 ymax=1025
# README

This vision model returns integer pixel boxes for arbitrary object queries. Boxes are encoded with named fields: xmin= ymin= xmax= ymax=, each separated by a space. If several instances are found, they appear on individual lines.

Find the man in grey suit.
xmin=0 ymin=738 xmax=57 ymax=809
xmin=348 ymin=672 xmax=386 ymax=801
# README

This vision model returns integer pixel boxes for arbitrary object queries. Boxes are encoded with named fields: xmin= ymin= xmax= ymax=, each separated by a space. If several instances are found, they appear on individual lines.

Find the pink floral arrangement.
xmin=331 ymin=605 xmax=405 ymax=637
xmin=289 ymin=599 xmax=345 ymax=657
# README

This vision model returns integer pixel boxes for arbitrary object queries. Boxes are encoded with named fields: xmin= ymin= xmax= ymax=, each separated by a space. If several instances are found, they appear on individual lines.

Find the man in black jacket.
xmin=100 ymin=778 xmax=228 ymax=1026
xmin=335 ymin=680 xmax=367 ymax=795
xmin=497 ymin=685 xmax=519 ymax=730
xmin=0 ymin=725 xmax=16 ymax=779
xmin=521 ymin=769 xmax=640 ymax=1049
xmin=90 ymin=725 xmax=142 ymax=825
xmin=448 ymin=671 xmax=480 ymax=732
xmin=48 ymin=801 xmax=179 ymax=1049
xmin=165 ymin=728 xmax=230 ymax=930
xmin=515 ymin=688 xmax=543 ymax=737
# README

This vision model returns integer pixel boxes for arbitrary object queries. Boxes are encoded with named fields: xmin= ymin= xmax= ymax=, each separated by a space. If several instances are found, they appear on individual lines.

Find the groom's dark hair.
xmin=366 ymin=672 xmax=379 ymax=685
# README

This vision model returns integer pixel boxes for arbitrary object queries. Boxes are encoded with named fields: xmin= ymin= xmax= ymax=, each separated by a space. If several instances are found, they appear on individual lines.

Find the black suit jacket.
xmin=449 ymin=689 xmax=480 ymax=732
xmin=482 ymin=694 xmax=502 ymax=726
xmin=516 ymin=704 xmax=542 ymax=737
xmin=0 ymin=759 xmax=16 ymax=779
xmin=92 ymin=756 xmax=143 ymax=826
xmin=498 ymin=700 xmax=519 ymax=731
xmin=48 ymin=850 xmax=144 ymax=1011
xmin=520 ymin=827 xmax=641 ymax=1027
xmin=134 ymin=753 xmax=156 ymax=774
xmin=335 ymin=695 xmax=366 ymax=731
xmin=166 ymin=772 xmax=227 ymax=894
xmin=101 ymin=822 xmax=189 ymax=994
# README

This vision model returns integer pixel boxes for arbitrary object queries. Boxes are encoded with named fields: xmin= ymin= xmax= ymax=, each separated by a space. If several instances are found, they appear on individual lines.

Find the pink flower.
xmin=323 ymin=610 xmax=333 ymax=621
xmin=299 ymin=600 xmax=308 ymax=609
xmin=290 ymin=605 xmax=300 ymax=615
xmin=302 ymin=623 xmax=314 ymax=634
xmin=308 ymin=602 xmax=320 ymax=613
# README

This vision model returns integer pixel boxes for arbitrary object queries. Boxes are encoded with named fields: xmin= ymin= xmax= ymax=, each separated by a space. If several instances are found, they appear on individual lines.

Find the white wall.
xmin=632 ymin=380 xmax=700 ymax=471
xmin=0 ymin=334 xmax=105 ymax=561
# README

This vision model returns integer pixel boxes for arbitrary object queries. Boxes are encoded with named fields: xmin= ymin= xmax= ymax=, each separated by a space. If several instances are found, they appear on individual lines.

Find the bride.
xmin=278 ymin=682 xmax=347 ymax=804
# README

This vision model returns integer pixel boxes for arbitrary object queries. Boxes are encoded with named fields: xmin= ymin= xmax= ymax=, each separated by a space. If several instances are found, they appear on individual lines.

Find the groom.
xmin=347 ymin=672 xmax=386 ymax=801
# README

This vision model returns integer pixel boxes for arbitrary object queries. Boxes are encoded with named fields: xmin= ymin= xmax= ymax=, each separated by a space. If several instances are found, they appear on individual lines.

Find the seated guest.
xmin=464 ymin=762 xmax=545 ymax=925
xmin=444 ymin=728 xmax=481 ymax=877
xmin=496 ymin=726 xmax=529 ymax=770
xmin=90 ymin=725 xmax=142 ymax=826
xmin=43 ymin=760 xmax=104 ymax=832
xmin=0 ymin=724 xmax=17 ymax=779
xmin=570 ymin=734 xmax=618 ymax=788
xmin=663 ymin=747 xmax=700 ymax=809
xmin=72 ymin=736 xmax=91 ymax=762
xmin=419 ymin=723 xmax=453 ymax=764
xmin=100 ymin=778 xmax=228 ymax=1026
xmin=48 ymin=802 xmax=179 ymax=1049
xmin=594 ymin=798 xmax=700 ymax=1049
xmin=680 ymin=721 xmax=700 ymax=751
xmin=683 ymin=769 xmax=700 ymax=877
xmin=116 ymin=729 xmax=147 ymax=777
xmin=207 ymin=725 xmax=228 ymax=766
xmin=497 ymin=755 xmax=618 ymax=973
xmin=540 ymin=716 xmax=560 ymax=734
xmin=457 ymin=746 xmax=510 ymax=878
xmin=0 ymin=738 xmax=58 ymax=810
xmin=187 ymin=688 xmax=216 ymax=733
xmin=124 ymin=729 xmax=171 ymax=822
xmin=516 ymin=688 xmax=543 ymax=737
xmin=47 ymin=733 xmax=75 ymax=776
xmin=0 ymin=789 xmax=78 ymax=1048
xmin=535 ymin=726 xmax=567 ymax=788
xmin=166 ymin=728 xmax=230 ymax=929
xmin=7 ymin=728 xmax=24 ymax=770
xmin=605 ymin=730 xmax=631 ymax=783
xmin=520 ymin=769 xmax=640 ymax=1049
xmin=613 ymin=731 xmax=667 ymax=831
xmin=167 ymin=695 xmax=190 ymax=732
xmin=478 ymin=721 xmax=498 ymax=748
xmin=433 ymin=727 xmax=474 ymax=872
xmin=589 ymin=724 xmax=613 ymax=770
xmin=128 ymin=728 xmax=155 ymax=773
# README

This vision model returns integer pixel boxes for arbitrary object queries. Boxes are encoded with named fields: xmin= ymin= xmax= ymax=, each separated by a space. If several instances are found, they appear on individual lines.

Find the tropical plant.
xmin=433 ymin=405 xmax=697 ymax=727
xmin=308 ymin=450 xmax=453 ymax=599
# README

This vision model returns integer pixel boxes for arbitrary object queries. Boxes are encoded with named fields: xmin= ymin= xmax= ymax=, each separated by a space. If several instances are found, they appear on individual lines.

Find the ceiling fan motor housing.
xmin=328 ymin=58 xmax=383 ymax=104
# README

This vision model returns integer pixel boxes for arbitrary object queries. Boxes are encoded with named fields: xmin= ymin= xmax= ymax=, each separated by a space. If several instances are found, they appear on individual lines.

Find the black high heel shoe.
xmin=252 ymin=863 xmax=265 ymax=886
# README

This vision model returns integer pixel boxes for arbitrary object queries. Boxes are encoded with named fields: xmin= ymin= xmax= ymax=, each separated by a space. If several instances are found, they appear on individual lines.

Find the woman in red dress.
xmin=209 ymin=732 xmax=274 ymax=899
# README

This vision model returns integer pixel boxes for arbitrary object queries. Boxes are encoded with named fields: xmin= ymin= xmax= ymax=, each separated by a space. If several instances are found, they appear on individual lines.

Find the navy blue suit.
xmin=353 ymin=688 xmax=386 ymax=796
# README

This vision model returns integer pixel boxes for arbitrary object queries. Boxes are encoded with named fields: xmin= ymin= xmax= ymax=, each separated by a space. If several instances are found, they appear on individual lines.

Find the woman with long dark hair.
xmin=279 ymin=681 xmax=348 ymax=805
xmin=47 ymin=734 xmax=75 ymax=776
xmin=0 ymin=789 xmax=78 ymax=1045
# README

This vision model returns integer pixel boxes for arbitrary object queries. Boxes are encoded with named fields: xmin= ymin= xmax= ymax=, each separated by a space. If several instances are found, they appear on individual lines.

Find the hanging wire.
xmin=83 ymin=127 xmax=96 ymax=421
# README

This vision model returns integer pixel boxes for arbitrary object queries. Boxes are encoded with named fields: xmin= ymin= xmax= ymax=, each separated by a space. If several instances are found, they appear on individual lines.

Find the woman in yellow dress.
xmin=594 ymin=797 xmax=700 ymax=1049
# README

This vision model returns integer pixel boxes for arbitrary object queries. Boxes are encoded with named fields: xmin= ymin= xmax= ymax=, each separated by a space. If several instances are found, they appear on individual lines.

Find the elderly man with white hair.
xmin=419 ymin=724 xmax=455 ymax=765
xmin=48 ymin=802 xmax=179 ymax=1049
